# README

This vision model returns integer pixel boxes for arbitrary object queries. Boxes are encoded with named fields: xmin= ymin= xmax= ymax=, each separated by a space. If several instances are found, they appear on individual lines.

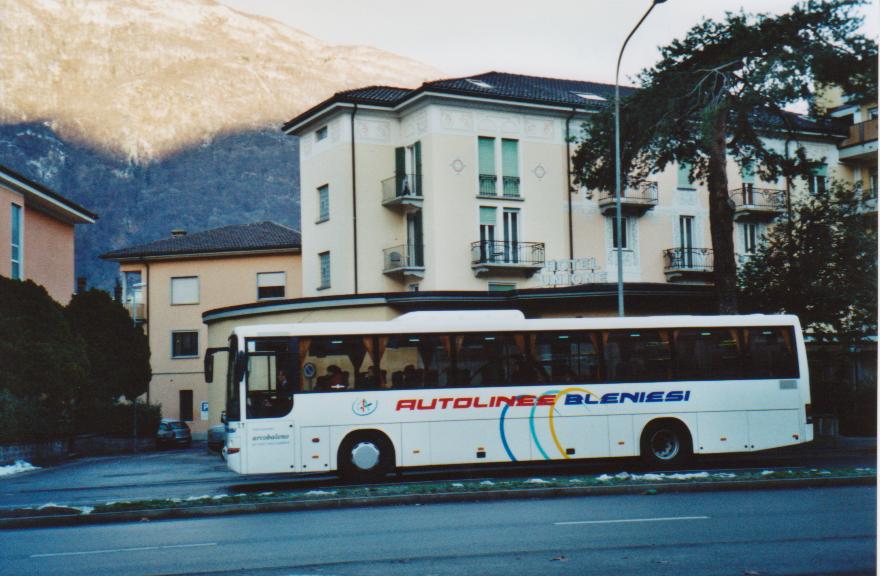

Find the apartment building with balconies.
xmin=284 ymin=72 xmax=847 ymax=296
xmin=102 ymin=221 xmax=302 ymax=437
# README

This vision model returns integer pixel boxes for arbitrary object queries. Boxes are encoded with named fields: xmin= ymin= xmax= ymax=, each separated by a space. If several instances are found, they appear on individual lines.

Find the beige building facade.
xmin=0 ymin=165 xmax=96 ymax=303
xmin=285 ymin=72 xmax=853 ymax=297
xmin=103 ymin=222 xmax=302 ymax=437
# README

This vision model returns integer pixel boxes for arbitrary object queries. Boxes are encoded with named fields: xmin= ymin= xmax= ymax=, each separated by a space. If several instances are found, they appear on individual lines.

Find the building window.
xmin=318 ymin=252 xmax=330 ymax=289
xmin=315 ymin=125 xmax=328 ymax=142
xmin=10 ymin=203 xmax=22 ymax=280
xmin=478 ymin=137 xmax=497 ymax=195
xmin=743 ymin=223 xmax=759 ymax=254
xmin=478 ymin=137 xmax=520 ymax=198
xmin=677 ymin=162 xmax=695 ymax=190
xmin=179 ymin=390 xmax=193 ymax=421
xmin=611 ymin=216 xmax=629 ymax=249
xmin=257 ymin=272 xmax=286 ymax=300
xmin=807 ymin=165 xmax=827 ymax=195
xmin=172 ymin=331 xmax=199 ymax=358
xmin=408 ymin=283 xmax=420 ymax=292
xmin=122 ymin=270 xmax=144 ymax=319
xmin=170 ymin=276 xmax=199 ymax=305
xmin=317 ymin=185 xmax=329 ymax=223
xmin=488 ymin=282 xmax=516 ymax=292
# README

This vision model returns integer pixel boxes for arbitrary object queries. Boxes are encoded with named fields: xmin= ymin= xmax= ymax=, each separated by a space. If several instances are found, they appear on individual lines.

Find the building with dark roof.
xmin=1 ymin=164 xmax=96 ymax=303
xmin=102 ymin=221 xmax=302 ymax=438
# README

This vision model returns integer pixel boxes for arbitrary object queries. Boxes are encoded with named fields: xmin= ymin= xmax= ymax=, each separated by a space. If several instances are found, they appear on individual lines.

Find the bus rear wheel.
xmin=640 ymin=420 xmax=692 ymax=469
xmin=338 ymin=432 xmax=395 ymax=483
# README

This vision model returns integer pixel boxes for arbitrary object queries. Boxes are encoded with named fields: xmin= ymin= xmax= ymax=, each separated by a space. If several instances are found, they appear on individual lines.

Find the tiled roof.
xmin=0 ymin=164 xmax=98 ymax=222
xmin=283 ymin=71 xmax=846 ymax=137
xmin=101 ymin=221 xmax=301 ymax=260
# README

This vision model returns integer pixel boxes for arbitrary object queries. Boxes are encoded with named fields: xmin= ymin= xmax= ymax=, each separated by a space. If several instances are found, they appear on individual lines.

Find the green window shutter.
xmin=478 ymin=137 xmax=495 ymax=175
xmin=501 ymin=139 xmax=518 ymax=177
xmin=414 ymin=141 xmax=422 ymax=195
xmin=480 ymin=206 xmax=497 ymax=226
xmin=677 ymin=162 xmax=692 ymax=189
xmin=813 ymin=163 xmax=828 ymax=177
xmin=741 ymin=162 xmax=755 ymax=183
xmin=395 ymin=147 xmax=406 ymax=196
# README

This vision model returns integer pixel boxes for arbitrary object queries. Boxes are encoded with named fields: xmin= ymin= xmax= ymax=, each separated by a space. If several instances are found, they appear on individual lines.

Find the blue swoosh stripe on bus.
xmin=499 ymin=403 xmax=517 ymax=462
xmin=529 ymin=389 xmax=560 ymax=460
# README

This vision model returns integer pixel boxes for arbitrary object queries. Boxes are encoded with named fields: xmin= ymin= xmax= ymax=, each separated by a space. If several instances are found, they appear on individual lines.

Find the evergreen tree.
xmin=572 ymin=0 xmax=877 ymax=312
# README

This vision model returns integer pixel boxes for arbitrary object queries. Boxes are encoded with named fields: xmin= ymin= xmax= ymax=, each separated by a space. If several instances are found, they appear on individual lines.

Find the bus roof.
xmin=230 ymin=311 xmax=802 ymax=339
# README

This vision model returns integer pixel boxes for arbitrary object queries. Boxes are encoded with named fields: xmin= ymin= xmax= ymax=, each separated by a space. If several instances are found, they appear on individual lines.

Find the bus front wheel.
xmin=640 ymin=420 xmax=692 ymax=469
xmin=338 ymin=432 xmax=395 ymax=483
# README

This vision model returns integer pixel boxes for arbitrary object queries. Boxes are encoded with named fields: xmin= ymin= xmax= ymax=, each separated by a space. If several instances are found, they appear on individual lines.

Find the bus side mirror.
xmin=220 ymin=411 xmax=227 ymax=424
xmin=203 ymin=347 xmax=230 ymax=383
xmin=234 ymin=350 xmax=247 ymax=384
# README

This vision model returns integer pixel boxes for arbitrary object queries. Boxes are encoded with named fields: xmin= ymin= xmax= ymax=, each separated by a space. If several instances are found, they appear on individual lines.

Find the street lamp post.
xmin=614 ymin=0 xmax=666 ymax=316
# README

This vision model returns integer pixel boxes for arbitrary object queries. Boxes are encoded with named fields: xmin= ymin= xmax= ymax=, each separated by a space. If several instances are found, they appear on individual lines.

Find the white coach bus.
xmin=212 ymin=311 xmax=812 ymax=479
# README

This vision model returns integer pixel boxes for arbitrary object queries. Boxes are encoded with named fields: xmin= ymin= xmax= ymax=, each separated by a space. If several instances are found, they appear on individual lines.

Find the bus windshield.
xmin=244 ymin=338 xmax=297 ymax=419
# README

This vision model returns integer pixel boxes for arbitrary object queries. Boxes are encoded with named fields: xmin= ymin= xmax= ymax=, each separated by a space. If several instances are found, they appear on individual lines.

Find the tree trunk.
xmin=705 ymin=108 xmax=738 ymax=313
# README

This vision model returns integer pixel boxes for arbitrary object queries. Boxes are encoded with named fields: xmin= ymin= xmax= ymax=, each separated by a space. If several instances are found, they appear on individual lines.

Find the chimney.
xmin=171 ymin=229 xmax=187 ymax=238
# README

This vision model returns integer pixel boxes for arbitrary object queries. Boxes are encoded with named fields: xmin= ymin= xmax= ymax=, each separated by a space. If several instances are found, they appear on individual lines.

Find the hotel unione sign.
xmin=539 ymin=258 xmax=607 ymax=287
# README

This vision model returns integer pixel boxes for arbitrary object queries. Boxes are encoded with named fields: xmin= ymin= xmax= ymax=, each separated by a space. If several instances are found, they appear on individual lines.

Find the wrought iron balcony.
xmin=383 ymin=244 xmax=425 ymax=278
xmin=470 ymin=240 xmax=545 ymax=276
xmin=381 ymin=173 xmax=423 ymax=212
xmin=731 ymin=186 xmax=786 ymax=220
xmin=479 ymin=174 xmax=497 ymax=196
xmin=663 ymin=248 xmax=714 ymax=283
xmin=596 ymin=181 xmax=658 ymax=216
xmin=502 ymin=176 xmax=520 ymax=198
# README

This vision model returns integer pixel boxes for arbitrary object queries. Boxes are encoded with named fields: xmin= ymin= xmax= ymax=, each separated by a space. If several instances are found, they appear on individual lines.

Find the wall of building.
xmin=23 ymin=205 xmax=76 ymax=304
xmin=121 ymin=252 xmax=301 ymax=437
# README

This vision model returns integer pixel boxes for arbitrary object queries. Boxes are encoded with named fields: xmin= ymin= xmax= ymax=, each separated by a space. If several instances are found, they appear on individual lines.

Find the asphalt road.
xmin=0 ymin=485 xmax=874 ymax=576
xmin=0 ymin=440 xmax=874 ymax=510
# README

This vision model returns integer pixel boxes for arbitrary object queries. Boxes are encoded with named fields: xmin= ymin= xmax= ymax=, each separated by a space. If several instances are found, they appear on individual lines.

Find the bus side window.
xmin=455 ymin=333 xmax=510 ymax=387
xmin=379 ymin=334 xmax=451 ymax=389
xmin=603 ymin=330 xmax=672 ymax=383
xmin=743 ymin=327 xmax=799 ymax=379
xmin=673 ymin=328 xmax=741 ymax=381
xmin=533 ymin=332 xmax=601 ymax=384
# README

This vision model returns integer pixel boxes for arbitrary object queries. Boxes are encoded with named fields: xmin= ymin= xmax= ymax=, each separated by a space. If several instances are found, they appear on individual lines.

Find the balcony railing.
xmin=730 ymin=186 xmax=786 ymax=220
xmin=840 ymin=118 xmax=878 ymax=148
xmin=479 ymin=174 xmax=497 ymax=196
xmin=596 ymin=181 xmax=658 ymax=215
xmin=663 ymin=248 xmax=714 ymax=274
xmin=383 ymin=244 xmax=425 ymax=277
xmin=471 ymin=240 xmax=545 ymax=271
xmin=502 ymin=176 xmax=520 ymax=198
xmin=381 ymin=173 xmax=423 ymax=211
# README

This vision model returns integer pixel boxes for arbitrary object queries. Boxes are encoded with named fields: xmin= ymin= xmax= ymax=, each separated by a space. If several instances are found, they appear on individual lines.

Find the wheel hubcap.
xmin=351 ymin=441 xmax=381 ymax=470
xmin=650 ymin=430 xmax=680 ymax=460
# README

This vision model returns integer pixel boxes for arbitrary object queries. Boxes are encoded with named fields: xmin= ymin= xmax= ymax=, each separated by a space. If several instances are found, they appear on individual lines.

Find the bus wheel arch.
xmin=639 ymin=418 xmax=693 ymax=468
xmin=337 ymin=429 xmax=396 ymax=482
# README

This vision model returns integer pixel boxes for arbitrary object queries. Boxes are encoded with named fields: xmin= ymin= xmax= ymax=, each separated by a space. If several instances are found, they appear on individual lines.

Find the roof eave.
xmin=101 ymin=246 xmax=301 ymax=263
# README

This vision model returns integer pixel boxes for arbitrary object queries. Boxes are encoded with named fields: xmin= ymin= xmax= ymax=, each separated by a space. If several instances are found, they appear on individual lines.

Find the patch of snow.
xmin=713 ymin=473 xmax=737 ymax=479
xmin=38 ymin=503 xmax=60 ymax=510
xmin=304 ymin=490 xmax=337 ymax=496
xmin=818 ymin=470 xmax=832 ymax=475
xmin=525 ymin=478 xmax=551 ymax=484
xmin=596 ymin=474 xmax=613 ymax=482
xmin=570 ymin=479 xmax=582 ymax=483
xmin=480 ymin=480 xmax=494 ymax=486
xmin=761 ymin=470 xmax=775 ymax=476
xmin=451 ymin=483 xmax=464 ymax=488
xmin=0 ymin=460 xmax=40 ymax=477
xmin=659 ymin=472 xmax=710 ymax=481
xmin=258 ymin=491 xmax=274 ymax=496
xmin=185 ymin=495 xmax=211 ymax=501
xmin=76 ymin=506 xmax=94 ymax=515
xmin=211 ymin=494 xmax=229 ymax=500
xmin=615 ymin=472 xmax=631 ymax=480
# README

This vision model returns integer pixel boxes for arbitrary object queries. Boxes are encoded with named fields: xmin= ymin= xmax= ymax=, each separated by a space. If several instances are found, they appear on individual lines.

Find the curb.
xmin=0 ymin=474 xmax=873 ymax=530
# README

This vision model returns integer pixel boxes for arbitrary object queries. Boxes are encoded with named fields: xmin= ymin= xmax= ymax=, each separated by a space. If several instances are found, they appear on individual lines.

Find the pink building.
xmin=0 ymin=165 xmax=97 ymax=303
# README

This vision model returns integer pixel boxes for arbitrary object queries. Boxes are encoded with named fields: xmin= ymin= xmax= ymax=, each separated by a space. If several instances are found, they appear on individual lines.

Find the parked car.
xmin=207 ymin=424 xmax=226 ymax=453
xmin=156 ymin=419 xmax=192 ymax=448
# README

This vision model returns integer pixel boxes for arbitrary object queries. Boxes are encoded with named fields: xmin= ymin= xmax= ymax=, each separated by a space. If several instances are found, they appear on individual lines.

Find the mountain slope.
xmin=0 ymin=0 xmax=440 ymax=291
xmin=0 ymin=0 xmax=437 ymax=162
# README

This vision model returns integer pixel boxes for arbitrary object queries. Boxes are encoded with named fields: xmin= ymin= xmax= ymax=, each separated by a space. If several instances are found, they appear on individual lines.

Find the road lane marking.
xmin=30 ymin=542 xmax=216 ymax=558
xmin=554 ymin=515 xmax=709 ymax=526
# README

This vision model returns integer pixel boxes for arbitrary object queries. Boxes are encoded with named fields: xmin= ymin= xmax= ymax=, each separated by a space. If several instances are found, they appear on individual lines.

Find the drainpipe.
xmin=143 ymin=259 xmax=150 ymax=406
xmin=350 ymin=104 xmax=359 ymax=294
xmin=565 ymin=108 xmax=577 ymax=261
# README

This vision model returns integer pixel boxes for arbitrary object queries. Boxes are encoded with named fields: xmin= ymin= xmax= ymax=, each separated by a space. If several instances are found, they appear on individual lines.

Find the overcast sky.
xmin=219 ymin=0 xmax=878 ymax=86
